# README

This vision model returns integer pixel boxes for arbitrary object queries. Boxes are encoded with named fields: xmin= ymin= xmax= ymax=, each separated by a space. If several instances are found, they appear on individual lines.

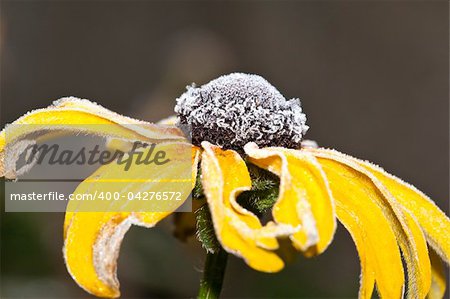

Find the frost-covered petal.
xmin=309 ymin=148 xmax=432 ymax=298
xmin=157 ymin=115 xmax=178 ymax=126
xmin=63 ymin=144 xmax=199 ymax=298
xmin=351 ymin=156 xmax=450 ymax=265
xmin=201 ymin=141 xmax=296 ymax=272
xmin=244 ymin=143 xmax=336 ymax=255
xmin=317 ymin=158 xmax=404 ymax=298
xmin=0 ymin=97 xmax=184 ymax=178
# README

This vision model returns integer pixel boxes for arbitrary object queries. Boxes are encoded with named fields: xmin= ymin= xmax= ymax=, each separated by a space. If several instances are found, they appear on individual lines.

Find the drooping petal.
xmin=351 ymin=156 xmax=450 ymax=265
xmin=334 ymin=206 xmax=376 ymax=299
xmin=427 ymin=248 xmax=446 ymax=299
xmin=201 ymin=142 xmax=296 ymax=272
xmin=317 ymin=158 xmax=404 ymax=298
xmin=244 ymin=143 xmax=336 ymax=255
xmin=64 ymin=212 xmax=130 ymax=298
xmin=308 ymin=148 xmax=432 ymax=298
xmin=0 ymin=97 xmax=184 ymax=178
xmin=63 ymin=143 xmax=199 ymax=298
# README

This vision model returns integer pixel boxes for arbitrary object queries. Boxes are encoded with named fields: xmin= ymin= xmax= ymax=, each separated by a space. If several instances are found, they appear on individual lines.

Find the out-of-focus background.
xmin=1 ymin=1 xmax=448 ymax=298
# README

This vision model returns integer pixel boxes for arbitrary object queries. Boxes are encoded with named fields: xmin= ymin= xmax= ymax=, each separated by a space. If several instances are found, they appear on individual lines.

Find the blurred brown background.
xmin=1 ymin=1 xmax=448 ymax=298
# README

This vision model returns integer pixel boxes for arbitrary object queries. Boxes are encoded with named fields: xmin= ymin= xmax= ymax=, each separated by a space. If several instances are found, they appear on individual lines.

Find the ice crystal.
xmin=175 ymin=73 xmax=308 ymax=150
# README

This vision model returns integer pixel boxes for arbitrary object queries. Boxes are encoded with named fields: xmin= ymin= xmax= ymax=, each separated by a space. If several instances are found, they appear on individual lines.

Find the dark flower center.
xmin=174 ymin=73 xmax=308 ymax=150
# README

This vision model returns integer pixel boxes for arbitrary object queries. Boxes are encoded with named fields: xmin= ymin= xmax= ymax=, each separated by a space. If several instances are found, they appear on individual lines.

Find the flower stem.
xmin=197 ymin=248 xmax=228 ymax=299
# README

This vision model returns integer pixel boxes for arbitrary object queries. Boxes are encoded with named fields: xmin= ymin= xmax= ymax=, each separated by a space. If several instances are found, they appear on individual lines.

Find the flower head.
xmin=175 ymin=73 xmax=308 ymax=150
xmin=0 ymin=73 xmax=449 ymax=299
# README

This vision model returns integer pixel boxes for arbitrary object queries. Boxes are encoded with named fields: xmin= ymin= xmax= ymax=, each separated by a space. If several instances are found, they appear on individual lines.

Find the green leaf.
xmin=195 ymin=204 xmax=220 ymax=253
xmin=237 ymin=163 xmax=280 ymax=215
xmin=193 ymin=167 xmax=204 ymax=199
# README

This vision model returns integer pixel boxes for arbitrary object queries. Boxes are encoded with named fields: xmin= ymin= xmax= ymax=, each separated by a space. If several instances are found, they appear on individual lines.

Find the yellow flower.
xmin=0 ymin=73 xmax=449 ymax=299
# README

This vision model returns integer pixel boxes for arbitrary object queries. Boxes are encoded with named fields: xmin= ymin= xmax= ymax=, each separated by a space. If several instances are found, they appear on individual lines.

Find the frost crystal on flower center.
xmin=174 ymin=73 xmax=308 ymax=150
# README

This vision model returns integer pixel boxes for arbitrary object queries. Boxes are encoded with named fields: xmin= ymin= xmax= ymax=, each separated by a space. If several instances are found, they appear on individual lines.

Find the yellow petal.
xmin=335 ymin=206 xmax=376 ymax=299
xmin=244 ymin=143 xmax=336 ymax=255
xmin=317 ymin=158 xmax=404 ymax=298
xmin=157 ymin=115 xmax=178 ymax=126
xmin=309 ymin=148 xmax=431 ymax=298
xmin=0 ymin=97 xmax=184 ymax=178
xmin=52 ymin=98 xmax=183 ymax=140
xmin=201 ymin=142 xmax=295 ymax=272
xmin=107 ymin=114 xmax=179 ymax=152
xmin=64 ymin=210 xmax=173 ymax=298
xmin=64 ymin=212 xmax=129 ymax=298
xmin=133 ymin=145 xmax=201 ymax=226
xmin=64 ymin=143 xmax=199 ymax=298
xmin=351 ymin=156 xmax=450 ymax=265
xmin=427 ymin=248 xmax=446 ymax=299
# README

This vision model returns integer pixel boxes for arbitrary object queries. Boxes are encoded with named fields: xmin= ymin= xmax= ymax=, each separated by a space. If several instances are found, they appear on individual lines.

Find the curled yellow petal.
xmin=309 ymin=148 xmax=432 ymax=298
xmin=0 ymin=97 xmax=184 ymax=178
xmin=201 ymin=141 xmax=295 ymax=272
xmin=64 ymin=212 xmax=130 ymax=298
xmin=63 ymin=143 xmax=199 ymax=298
xmin=64 ymin=210 xmax=175 ymax=298
xmin=244 ymin=143 xmax=336 ymax=255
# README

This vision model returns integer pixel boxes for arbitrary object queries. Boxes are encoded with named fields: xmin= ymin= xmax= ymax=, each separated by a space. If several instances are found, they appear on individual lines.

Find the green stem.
xmin=197 ymin=248 xmax=228 ymax=299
